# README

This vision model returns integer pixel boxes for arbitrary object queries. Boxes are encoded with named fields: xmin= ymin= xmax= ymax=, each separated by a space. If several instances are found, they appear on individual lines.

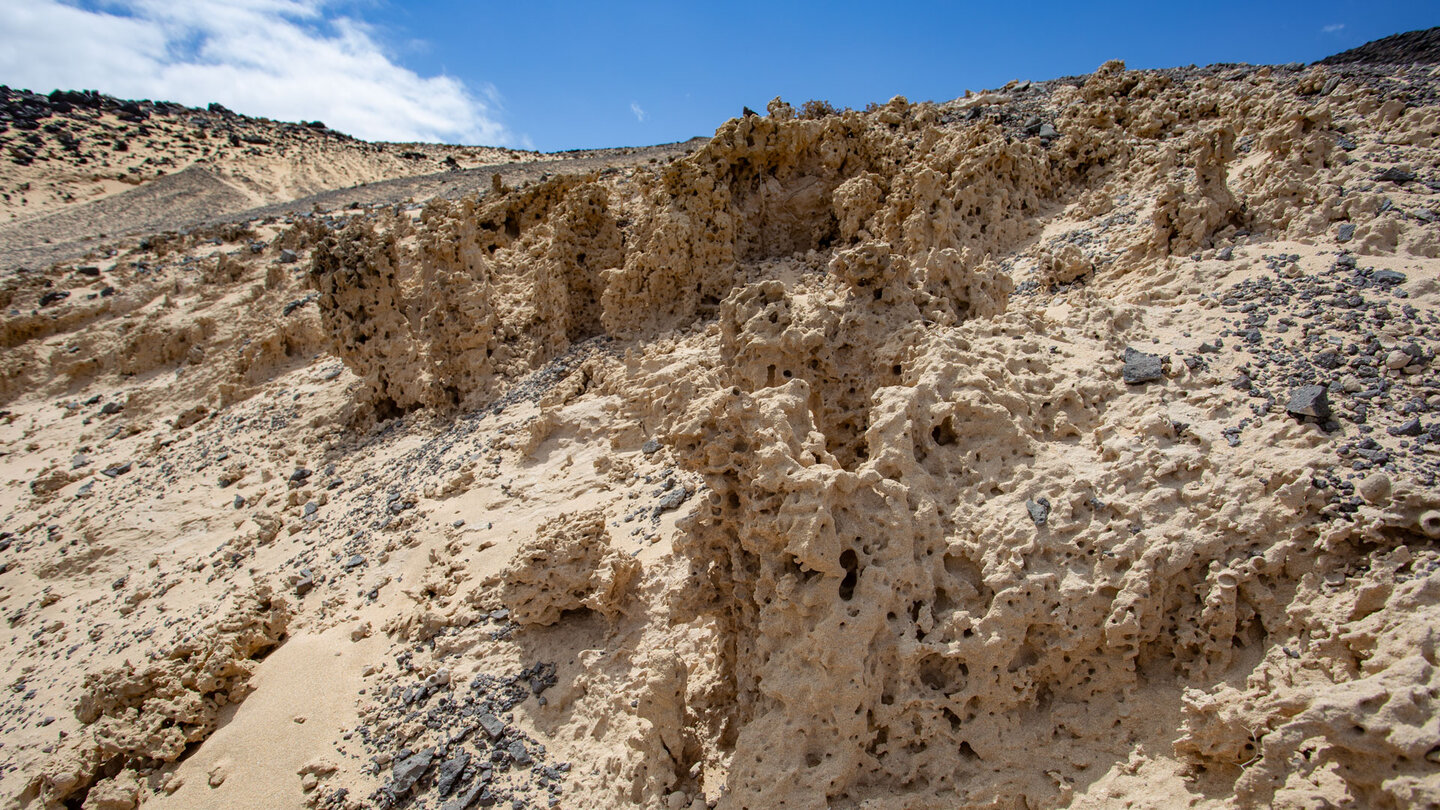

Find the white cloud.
xmin=0 ymin=0 xmax=519 ymax=145
xmin=630 ymin=101 xmax=646 ymax=123
xmin=1322 ymin=23 xmax=1345 ymax=33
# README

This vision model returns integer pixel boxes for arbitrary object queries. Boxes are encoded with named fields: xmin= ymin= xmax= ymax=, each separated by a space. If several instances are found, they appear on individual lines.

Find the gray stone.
xmin=1122 ymin=347 xmax=1164 ymax=384
xmin=1025 ymin=497 xmax=1051 ymax=527
xmin=478 ymin=712 xmax=506 ymax=739
xmin=1372 ymin=269 xmax=1407 ymax=285
xmin=1375 ymin=167 xmax=1416 ymax=184
xmin=344 ymin=554 xmax=365 ymax=569
xmin=437 ymin=750 xmax=471 ymax=796
xmin=443 ymin=779 xmax=493 ymax=810
xmin=1286 ymin=385 xmax=1332 ymax=421
xmin=233 ymin=495 xmax=245 ymax=509
xmin=655 ymin=487 xmax=689 ymax=515
xmin=507 ymin=740 xmax=532 ymax=766
xmin=1337 ymin=223 xmax=1355 ymax=243
xmin=1388 ymin=418 xmax=1423 ymax=437
xmin=99 ymin=401 xmax=123 ymax=415
xmin=1037 ymin=123 xmax=1059 ymax=139
xmin=101 ymin=462 xmax=132 ymax=478
xmin=388 ymin=747 xmax=435 ymax=796
xmin=641 ymin=438 xmax=661 ymax=455
xmin=279 ymin=248 xmax=299 ymax=263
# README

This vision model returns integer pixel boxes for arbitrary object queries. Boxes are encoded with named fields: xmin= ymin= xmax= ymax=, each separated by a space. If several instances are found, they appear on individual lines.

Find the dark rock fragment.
xmin=1286 ymin=385 xmax=1331 ymax=421
xmin=1389 ymin=418 xmax=1423 ymax=437
xmin=1025 ymin=497 xmax=1051 ymax=527
xmin=387 ymin=747 xmax=435 ymax=797
xmin=1122 ymin=347 xmax=1164 ymax=384
xmin=478 ymin=712 xmax=506 ymax=740
xmin=1375 ymin=167 xmax=1416 ymax=184
xmin=437 ymin=751 xmax=471 ymax=796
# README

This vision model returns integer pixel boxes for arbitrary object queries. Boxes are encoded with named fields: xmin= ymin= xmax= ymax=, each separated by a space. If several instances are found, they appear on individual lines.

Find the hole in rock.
xmin=958 ymin=741 xmax=979 ymax=761
xmin=839 ymin=549 xmax=860 ymax=600
xmin=931 ymin=416 xmax=958 ymax=447
xmin=943 ymin=707 xmax=963 ymax=731
xmin=1007 ymin=645 xmax=1038 ymax=673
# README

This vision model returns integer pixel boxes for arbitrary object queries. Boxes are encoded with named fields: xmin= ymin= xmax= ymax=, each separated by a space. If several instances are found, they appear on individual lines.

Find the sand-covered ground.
xmin=1 ymin=30 xmax=1439 ymax=810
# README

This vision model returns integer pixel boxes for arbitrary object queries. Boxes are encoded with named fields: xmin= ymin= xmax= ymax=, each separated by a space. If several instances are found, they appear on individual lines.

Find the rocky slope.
xmin=0 ymin=87 xmax=537 ymax=224
xmin=1 ymin=34 xmax=1440 ymax=810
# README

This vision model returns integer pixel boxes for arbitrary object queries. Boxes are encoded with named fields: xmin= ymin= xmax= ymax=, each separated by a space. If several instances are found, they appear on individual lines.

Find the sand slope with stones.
xmin=0 ymin=88 xmax=539 ymax=226
xmin=0 ymin=85 xmax=707 ymax=281
xmin=2 ymin=42 xmax=1440 ymax=810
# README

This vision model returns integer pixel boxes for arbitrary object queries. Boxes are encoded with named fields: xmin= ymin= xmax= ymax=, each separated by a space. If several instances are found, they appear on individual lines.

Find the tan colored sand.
xmin=0 ymin=103 xmax=539 ymax=225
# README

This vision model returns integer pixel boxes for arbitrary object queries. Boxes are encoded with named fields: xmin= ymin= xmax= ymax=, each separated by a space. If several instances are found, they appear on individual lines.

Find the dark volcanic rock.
xmin=388 ymin=747 xmax=436 ymax=797
xmin=1122 ymin=347 xmax=1164 ymax=384
xmin=436 ymin=751 xmax=471 ymax=796
xmin=1026 ymin=497 xmax=1051 ymax=527
xmin=1319 ymin=27 xmax=1440 ymax=66
xmin=1286 ymin=385 xmax=1332 ymax=421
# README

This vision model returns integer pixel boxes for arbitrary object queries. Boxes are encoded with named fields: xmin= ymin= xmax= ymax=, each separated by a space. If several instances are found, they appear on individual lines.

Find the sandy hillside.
xmin=1 ymin=29 xmax=1440 ymax=810
xmin=0 ymin=88 xmax=544 ymax=224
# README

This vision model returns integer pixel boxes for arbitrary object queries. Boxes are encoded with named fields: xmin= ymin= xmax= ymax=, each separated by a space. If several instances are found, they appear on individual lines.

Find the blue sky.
xmin=1 ymin=1 xmax=1436 ymax=150
xmin=375 ymin=0 xmax=1437 ymax=149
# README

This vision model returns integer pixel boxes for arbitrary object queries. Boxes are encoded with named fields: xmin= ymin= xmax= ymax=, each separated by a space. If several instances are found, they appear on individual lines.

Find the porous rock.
xmin=498 ymin=509 xmax=640 ymax=626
